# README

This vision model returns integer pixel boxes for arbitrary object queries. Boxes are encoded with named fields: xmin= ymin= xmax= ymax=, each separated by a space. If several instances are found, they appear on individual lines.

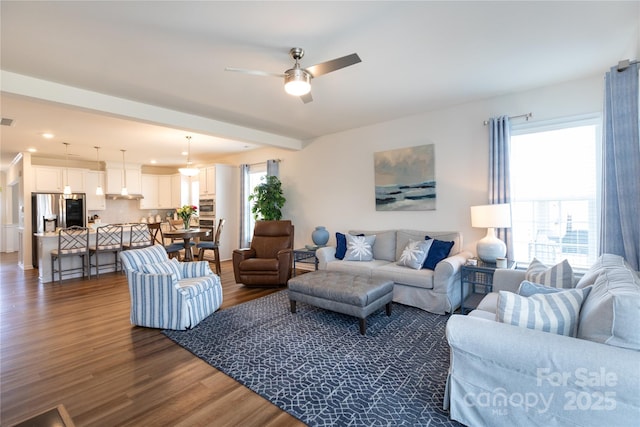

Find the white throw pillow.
xmin=497 ymin=287 xmax=591 ymax=337
xmin=343 ymin=234 xmax=376 ymax=261
xmin=525 ymin=258 xmax=574 ymax=288
xmin=397 ymin=239 xmax=433 ymax=270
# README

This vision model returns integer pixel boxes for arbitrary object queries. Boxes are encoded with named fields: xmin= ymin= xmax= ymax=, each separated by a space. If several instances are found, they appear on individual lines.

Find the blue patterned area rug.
xmin=163 ymin=290 xmax=462 ymax=427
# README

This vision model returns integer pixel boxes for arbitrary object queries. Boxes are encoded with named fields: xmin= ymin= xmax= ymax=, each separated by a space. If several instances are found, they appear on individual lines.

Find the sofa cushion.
xmin=577 ymin=266 xmax=640 ymax=350
xmin=423 ymin=237 xmax=455 ymax=270
xmin=350 ymin=229 xmax=396 ymax=262
xmin=397 ymin=239 xmax=433 ymax=269
xmin=517 ymin=280 xmax=566 ymax=297
xmin=373 ymin=263 xmax=435 ymax=289
xmin=497 ymin=287 xmax=591 ymax=337
xmin=576 ymin=253 xmax=632 ymax=289
xmin=142 ymin=258 xmax=182 ymax=279
xmin=525 ymin=258 xmax=574 ymax=288
xmin=344 ymin=234 xmax=376 ymax=261
xmin=325 ymin=259 xmax=390 ymax=278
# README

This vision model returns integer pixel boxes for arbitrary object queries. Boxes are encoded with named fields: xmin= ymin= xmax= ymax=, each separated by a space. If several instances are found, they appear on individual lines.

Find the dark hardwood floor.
xmin=0 ymin=252 xmax=306 ymax=426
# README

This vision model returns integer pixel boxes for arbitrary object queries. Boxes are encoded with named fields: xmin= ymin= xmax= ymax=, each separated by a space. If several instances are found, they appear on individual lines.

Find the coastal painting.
xmin=374 ymin=144 xmax=436 ymax=211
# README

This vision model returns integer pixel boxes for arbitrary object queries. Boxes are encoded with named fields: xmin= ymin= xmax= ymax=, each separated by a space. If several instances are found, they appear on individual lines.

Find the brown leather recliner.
xmin=232 ymin=220 xmax=294 ymax=287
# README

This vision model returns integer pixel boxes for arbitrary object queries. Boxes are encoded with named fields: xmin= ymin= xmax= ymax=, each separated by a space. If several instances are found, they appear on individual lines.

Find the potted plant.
xmin=249 ymin=175 xmax=286 ymax=220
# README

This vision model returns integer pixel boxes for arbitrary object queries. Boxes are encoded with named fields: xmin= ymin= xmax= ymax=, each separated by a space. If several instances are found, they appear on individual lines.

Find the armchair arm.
xmin=180 ymin=260 xmax=215 ymax=278
xmin=277 ymin=248 xmax=293 ymax=284
xmin=232 ymin=248 xmax=256 ymax=283
xmin=126 ymin=271 xmax=189 ymax=329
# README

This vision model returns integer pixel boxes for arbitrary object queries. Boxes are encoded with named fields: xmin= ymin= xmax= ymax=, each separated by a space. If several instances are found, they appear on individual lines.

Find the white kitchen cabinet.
xmin=139 ymin=174 xmax=159 ymax=209
xmin=157 ymin=176 xmax=172 ymax=208
xmin=66 ymin=169 xmax=86 ymax=193
xmin=199 ymin=166 xmax=216 ymax=196
xmin=140 ymin=174 xmax=174 ymax=209
xmin=86 ymin=171 xmax=106 ymax=210
xmin=33 ymin=166 xmax=86 ymax=193
xmin=33 ymin=166 xmax=63 ymax=192
xmin=106 ymin=168 xmax=142 ymax=195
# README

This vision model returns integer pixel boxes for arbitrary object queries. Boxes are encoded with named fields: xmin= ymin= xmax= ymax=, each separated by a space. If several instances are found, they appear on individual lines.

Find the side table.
xmin=460 ymin=259 xmax=516 ymax=314
xmin=293 ymin=248 xmax=318 ymax=276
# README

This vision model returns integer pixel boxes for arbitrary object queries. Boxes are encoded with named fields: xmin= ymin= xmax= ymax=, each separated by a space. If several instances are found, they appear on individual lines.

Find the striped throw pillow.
xmin=525 ymin=258 xmax=574 ymax=288
xmin=497 ymin=288 xmax=591 ymax=337
xmin=142 ymin=258 xmax=182 ymax=279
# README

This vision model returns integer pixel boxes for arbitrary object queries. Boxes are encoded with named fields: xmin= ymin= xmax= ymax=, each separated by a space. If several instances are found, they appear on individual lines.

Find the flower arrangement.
xmin=176 ymin=205 xmax=198 ymax=229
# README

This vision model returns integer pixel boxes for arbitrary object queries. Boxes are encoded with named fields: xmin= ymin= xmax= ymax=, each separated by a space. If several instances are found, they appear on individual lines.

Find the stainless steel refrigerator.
xmin=31 ymin=192 xmax=86 ymax=268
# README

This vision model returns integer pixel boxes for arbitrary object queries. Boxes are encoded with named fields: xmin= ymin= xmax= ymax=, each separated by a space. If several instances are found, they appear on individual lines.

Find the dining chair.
xmin=51 ymin=226 xmax=90 ymax=284
xmin=89 ymin=224 xmax=123 ymax=278
xmin=196 ymin=218 xmax=225 ymax=275
xmin=148 ymin=222 xmax=183 ymax=259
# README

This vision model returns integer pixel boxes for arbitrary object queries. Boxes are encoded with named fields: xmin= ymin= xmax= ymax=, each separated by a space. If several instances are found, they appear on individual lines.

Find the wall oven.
xmin=198 ymin=198 xmax=216 ymax=242
xmin=199 ymin=198 xmax=215 ymax=216
xmin=198 ymin=217 xmax=215 ymax=242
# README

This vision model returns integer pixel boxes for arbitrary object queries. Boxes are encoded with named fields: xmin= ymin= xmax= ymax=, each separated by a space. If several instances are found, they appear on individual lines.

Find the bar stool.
xmin=196 ymin=218 xmax=225 ymax=275
xmin=51 ymin=226 xmax=90 ymax=284
xmin=123 ymin=223 xmax=152 ymax=250
xmin=89 ymin=224 xmax=123 ymax=278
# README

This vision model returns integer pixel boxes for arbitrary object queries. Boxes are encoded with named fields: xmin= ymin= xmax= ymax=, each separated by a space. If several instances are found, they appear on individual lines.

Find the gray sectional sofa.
xmin=316 ymin=229 xmax=472 ymax=314
xmin=444 ymin=254 xmax=640 ymax=427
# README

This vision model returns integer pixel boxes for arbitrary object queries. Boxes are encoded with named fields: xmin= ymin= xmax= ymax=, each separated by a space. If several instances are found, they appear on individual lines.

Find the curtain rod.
xmin=483 ymin=112 xmax=532 ymax=126
xmin=617 ymin=59 xmax=638 ymax=71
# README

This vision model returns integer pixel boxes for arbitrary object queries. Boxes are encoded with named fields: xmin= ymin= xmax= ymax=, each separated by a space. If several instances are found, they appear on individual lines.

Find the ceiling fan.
xmin=225 ymin=47 xmax=361 ymax=103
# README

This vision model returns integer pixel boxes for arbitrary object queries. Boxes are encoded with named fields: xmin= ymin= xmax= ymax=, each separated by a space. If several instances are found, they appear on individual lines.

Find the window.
xmin=241 ymin=163 xmax=267 ymax=247
xmin=510 ymin=116 xmax=601 ymax=269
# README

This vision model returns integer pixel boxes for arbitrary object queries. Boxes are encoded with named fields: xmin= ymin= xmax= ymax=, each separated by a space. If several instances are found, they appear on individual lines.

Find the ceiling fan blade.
xmin=300 ymin=92 xmax=313 ymax=104
xmin=305 ymin=53 xmax=361 ymax=77
xmin=224 ymin=67 xmax=284 ymax=78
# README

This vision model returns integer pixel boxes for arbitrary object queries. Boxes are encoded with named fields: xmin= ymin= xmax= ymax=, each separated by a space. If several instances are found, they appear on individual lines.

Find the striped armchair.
xmin=119 ymin=244 xmax=223 ymax=330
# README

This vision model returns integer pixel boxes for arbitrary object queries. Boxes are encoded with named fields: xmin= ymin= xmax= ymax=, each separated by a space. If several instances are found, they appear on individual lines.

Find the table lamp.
xmin=470 ymin=203 xmax=512 ymax=263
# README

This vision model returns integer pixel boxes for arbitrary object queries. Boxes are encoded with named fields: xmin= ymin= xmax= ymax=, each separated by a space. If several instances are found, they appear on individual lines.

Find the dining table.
xmin=163 ymin=228 xmax=211 ymax=262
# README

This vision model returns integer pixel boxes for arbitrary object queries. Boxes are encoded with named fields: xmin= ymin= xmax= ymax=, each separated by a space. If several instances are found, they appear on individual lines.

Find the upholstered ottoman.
xmin=288 ymin=270 xmax=394 ymax=335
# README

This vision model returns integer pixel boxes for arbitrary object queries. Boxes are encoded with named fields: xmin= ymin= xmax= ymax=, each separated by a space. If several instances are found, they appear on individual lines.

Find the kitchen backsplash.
xmin=88 ymin=199 xmax=177 ymax=224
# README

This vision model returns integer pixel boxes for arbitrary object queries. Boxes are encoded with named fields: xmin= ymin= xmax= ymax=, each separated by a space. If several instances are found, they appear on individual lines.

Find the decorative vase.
xmin=183 ymin=217 xmax=191 ymax=230
xmin=311 ymin=226 xmax=329 ymax=246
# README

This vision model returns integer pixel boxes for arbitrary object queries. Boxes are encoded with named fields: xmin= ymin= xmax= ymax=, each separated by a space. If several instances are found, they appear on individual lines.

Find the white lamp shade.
xmin=470 ymin=203 xmax=511 ymax=263
xmin=470 ymin=204 xmax=512 ymax=228
xmin=179 ymin=167 xmax=200 ymax=177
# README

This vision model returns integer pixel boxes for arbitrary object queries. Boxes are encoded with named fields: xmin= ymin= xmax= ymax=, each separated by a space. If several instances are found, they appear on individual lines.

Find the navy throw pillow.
xmin=423 ymin=236 xmax=455 ymax=270
xmin=335 ymin=232 xmax=365 ymax=260
xmin=335 ymin=232 xmax=347 ymax=259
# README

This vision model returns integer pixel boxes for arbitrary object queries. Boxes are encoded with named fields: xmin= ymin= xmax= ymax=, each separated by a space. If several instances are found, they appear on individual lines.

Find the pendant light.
xmin=62 ymin=142 xmax=72 ymax=196
xmin=179 ymin=136 xmax=199 ymax=177
xmin=94 ymin=146 xmax=104 ymax=196
xmin=120 ymin=149 xmax=128 ymax=196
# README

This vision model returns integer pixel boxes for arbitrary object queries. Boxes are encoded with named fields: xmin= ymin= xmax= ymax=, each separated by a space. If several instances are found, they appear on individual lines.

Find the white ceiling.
xmin=1 ymin=1 xmax=638 ymax=171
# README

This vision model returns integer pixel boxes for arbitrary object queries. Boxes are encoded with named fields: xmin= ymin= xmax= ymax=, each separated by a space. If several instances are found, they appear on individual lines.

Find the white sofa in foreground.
xmin=316 ymin=229 xmax=472 ymax=314
xmin=445 ymin=254 xmax=640 ymax=426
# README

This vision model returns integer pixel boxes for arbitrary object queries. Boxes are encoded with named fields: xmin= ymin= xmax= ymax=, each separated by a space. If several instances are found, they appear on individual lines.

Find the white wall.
xmin=223 ymin=74 xmax=605 ymax=253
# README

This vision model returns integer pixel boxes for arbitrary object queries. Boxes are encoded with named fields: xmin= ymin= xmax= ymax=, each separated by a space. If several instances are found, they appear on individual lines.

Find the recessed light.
xmin=28 ymin=148 xmax=37 ymax=152
xmin=150 ymin=159 xmax=157 ymax=164
xmin=181 ymin=151 xmax=188 ymax=156
xmin=42 ymin=133 xmax=54 ymax=139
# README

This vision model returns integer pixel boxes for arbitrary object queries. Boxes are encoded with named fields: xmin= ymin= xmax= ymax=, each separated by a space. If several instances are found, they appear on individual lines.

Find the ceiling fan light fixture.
xmin=284 ymin=68 xmax=311 ymax=96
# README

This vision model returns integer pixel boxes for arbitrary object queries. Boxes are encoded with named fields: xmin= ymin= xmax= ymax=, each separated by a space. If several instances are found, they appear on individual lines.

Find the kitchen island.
xmin=34 ymin=225 xmax=140 ymax=284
